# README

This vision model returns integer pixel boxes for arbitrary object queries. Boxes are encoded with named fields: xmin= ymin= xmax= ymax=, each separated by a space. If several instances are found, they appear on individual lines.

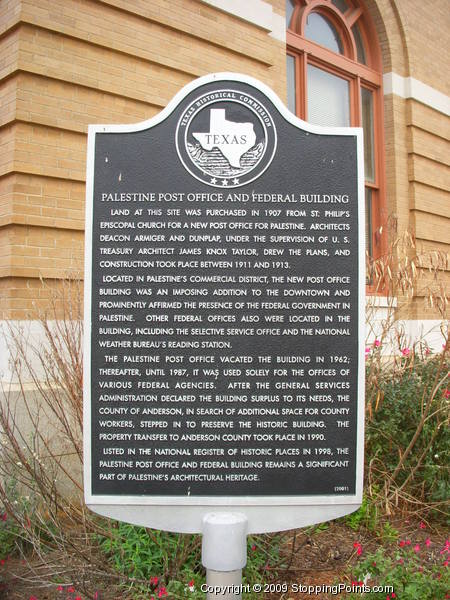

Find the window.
xmin=286 ymin=0 xmax=385 ymax=268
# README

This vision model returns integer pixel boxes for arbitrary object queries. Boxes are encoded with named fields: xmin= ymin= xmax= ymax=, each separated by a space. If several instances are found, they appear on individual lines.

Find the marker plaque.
xmin=84 ymin=73 xmax=365 ymax=533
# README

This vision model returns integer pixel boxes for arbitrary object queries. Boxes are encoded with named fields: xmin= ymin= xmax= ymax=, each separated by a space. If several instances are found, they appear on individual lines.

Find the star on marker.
xmin=222 ymin=179 xmax=229 ymax=186
xmin=210 ymin=177 xmax=217 ymax=184
xmin=232 ymin=178 xmax=240 ymax=184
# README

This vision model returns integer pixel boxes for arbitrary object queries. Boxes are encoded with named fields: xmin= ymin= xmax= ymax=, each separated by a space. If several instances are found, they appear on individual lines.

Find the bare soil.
xmin=267 ymin=518 xmax=448 ymax=600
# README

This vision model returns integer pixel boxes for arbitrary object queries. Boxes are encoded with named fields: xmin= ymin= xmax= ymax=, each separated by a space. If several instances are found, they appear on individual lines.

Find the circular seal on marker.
xmin=176 ymin=89 xmax=277 ymax=188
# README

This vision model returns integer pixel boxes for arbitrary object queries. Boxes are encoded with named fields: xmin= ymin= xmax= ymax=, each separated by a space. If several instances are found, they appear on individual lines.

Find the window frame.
xmin=286 ymin=0 xmax=387 ymax=293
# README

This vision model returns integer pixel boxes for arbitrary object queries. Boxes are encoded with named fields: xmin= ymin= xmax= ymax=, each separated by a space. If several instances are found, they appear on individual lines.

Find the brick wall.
xmin=0 ymin=0 xmax=448 ymax=322
xmin=0 ymin=0 xmax=285 ymax=319
xmin=373 ymin=0 xmax=449 ymax=320
xmin=401 ymin=0 xmax=449 ymax=320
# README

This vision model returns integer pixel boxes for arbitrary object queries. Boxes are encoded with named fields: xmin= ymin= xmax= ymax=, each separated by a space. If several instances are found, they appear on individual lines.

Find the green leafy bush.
xmin=345 ymin=496 xmax=378 ymax=531
xmin=365 ymin=347 xmax=449 ymax=517
xmin=0 ymin=489 xmax=34 ymax=560
xmin=97 ymin=521 xmax=282 ymax=598
xmin=0 ymin=509 xmax=16 ymax=560
xmin=97 ymin=521 xmax=201 ymax=596
xmin=349 ymin=541 xmax=449 ymax=599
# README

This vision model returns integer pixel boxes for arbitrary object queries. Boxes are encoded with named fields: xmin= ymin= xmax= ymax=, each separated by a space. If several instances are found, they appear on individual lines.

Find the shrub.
xmin=365 ymin=345 xmax=449 ymax=519
xmin=349 ymin=540 xmax=449 ymax=599
xmin=0 ymin=508 xmax=16 ymax=560
xmin=364 ymin=227 xmax=449 ymax=520
xmin=97 ymin=522 xmax=202 ymax=595
xmin=97 ymin=522 xmax=283 ymax=598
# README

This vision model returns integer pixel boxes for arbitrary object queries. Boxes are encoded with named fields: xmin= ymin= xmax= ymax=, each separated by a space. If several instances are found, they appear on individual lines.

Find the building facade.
xmin=0 ymin=0 xmax=448 ymax=379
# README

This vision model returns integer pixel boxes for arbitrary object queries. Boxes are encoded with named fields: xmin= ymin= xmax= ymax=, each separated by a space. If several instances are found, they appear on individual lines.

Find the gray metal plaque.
xmin=84 ymin=73 xmax=365 ymax=533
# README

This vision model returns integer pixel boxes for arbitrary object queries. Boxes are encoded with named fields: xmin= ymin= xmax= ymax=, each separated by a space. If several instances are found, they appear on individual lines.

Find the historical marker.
xmin=84 ymin=73 xmax=365 ymax=533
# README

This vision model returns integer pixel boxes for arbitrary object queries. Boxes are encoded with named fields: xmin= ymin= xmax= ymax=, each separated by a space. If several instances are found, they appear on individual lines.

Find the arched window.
xmin=286 ymin=0 xmax=385 ymax=265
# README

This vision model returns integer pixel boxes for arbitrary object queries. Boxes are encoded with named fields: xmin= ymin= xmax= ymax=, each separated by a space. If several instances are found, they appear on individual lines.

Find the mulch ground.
xmin=266 ymin=518 xmax=448 ymax=599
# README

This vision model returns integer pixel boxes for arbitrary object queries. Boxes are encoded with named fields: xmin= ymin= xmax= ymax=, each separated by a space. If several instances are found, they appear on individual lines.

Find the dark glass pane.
xmin=305 ymin=12 xmax=343 ymax=54
xmin=287 ymin=55 xmax=296 ymax=114
xmin=286 ymin=0 xmax=295 ymax=28
xmin=352 ymin=23 xmax=367 ymax=64
xmin=365 ymin=188 xmax=373 ymax=259
xmin=361 ymin=87 xmax=375 ymax=181
xmin=331 ymin=0 xmax=348 ymax=13
xmin=307 ymin=64 xmax=350 ymax=126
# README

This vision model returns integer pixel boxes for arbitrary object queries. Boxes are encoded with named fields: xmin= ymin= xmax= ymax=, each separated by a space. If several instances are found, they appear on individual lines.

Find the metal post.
xmin=202 ymin=512 xmax=248 ymax=600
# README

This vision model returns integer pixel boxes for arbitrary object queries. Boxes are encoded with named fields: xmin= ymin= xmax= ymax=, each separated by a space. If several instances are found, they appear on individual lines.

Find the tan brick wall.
xmin=0 ymin=27 xmax=19 ymax=81
xmin=0 ymin=0 xmax=286 ymax=319
xmin=0 ymin=173 xmax=85 ymax=229
xmin=9 ymin=121 xmax=86 ymax=181
xmin=13 ymin=73 xmax=161 ymax=133
xmin=408 ymin=154 xmax=450 ymax=192
xmin=382 ymin=94 xmax=410 ymax=233
xmin=0 ymin=0 xmax=21 ymax=37
xmin=370 ymin=0 xmax=450 ymax=90
xmin=0 ymin=224 xmax=84 ymax=279
xmin=406 ymin=99 xmax=449 ymax=319
xmin=0 ymin=0 xmax=448 ymax=323
xmin=410 ymin=182 xmax=448 ymax=218
xmin=374 ymin=0 xmax=450 ymax=320
xmin=395 ymin=0 xmax=450 ymax=97
xmin=368 ymin=0 xmax=409 ymax=76
xmin=0 ymin=277 xmax=80 ymax=320
xmin=405 ymin=0 xmax=450 ymax=320
xmin=0 ymin=77 xmax=17 ymax=128
xmin=18 ymin=0 xmax=279 ymax=91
